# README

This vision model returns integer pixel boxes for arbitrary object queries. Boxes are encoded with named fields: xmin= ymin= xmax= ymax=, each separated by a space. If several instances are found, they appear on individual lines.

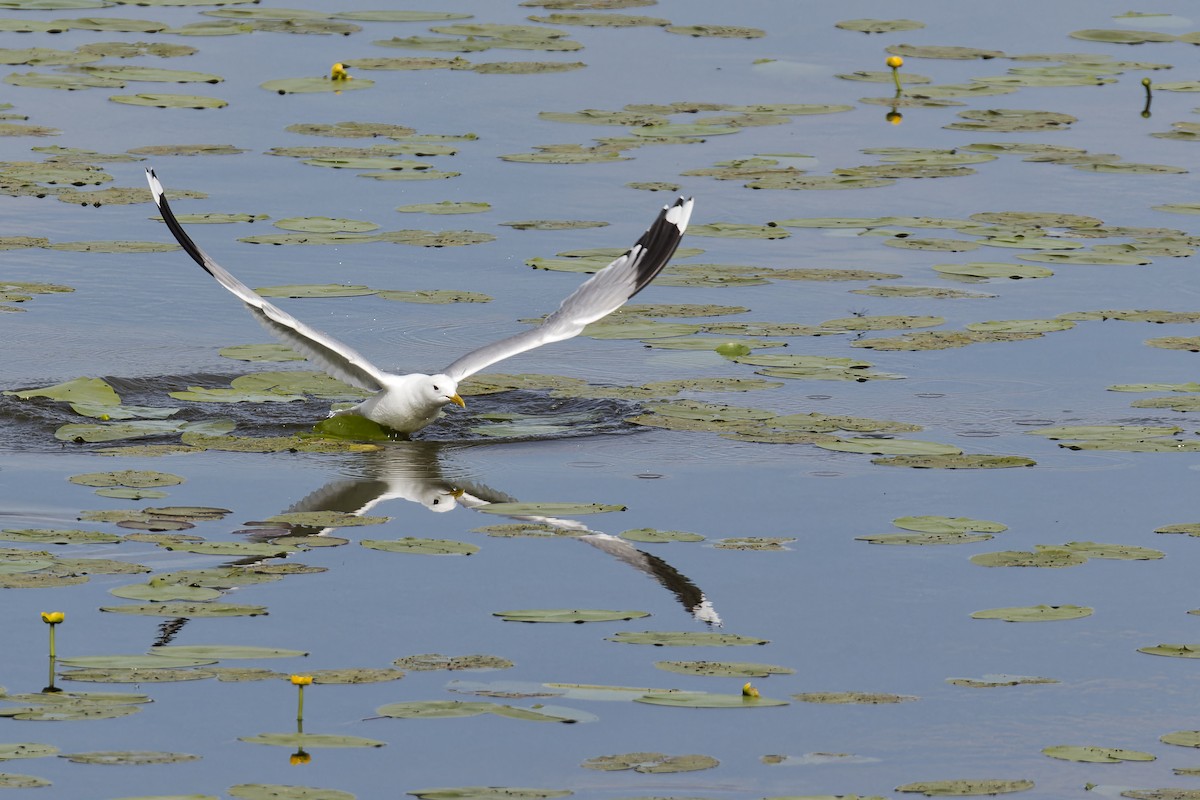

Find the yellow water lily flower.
xmin=742 ymin=682 xmax=759 ymax=698
xmin=290 ymin=674 xmax=313 ymax=685
xmin=330 ymin=63 xmax=352 ymax=81
xmin=290 ymin=750 xmax=311 ymax=765
xmin=886 ymin=56 xmax=903 ymax=69
xmin=40 ymin=611 xmax=65 ymax=624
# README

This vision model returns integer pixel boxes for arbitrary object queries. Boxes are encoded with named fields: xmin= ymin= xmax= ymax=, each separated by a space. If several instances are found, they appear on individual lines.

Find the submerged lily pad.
xmin=607 ymin=631 xmax=767 ymax=646
xmin=494 ymin=609 xmax=649 ymax=623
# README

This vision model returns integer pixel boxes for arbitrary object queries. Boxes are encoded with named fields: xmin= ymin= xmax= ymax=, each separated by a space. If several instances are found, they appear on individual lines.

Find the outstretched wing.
xmin=146 ymin=169 xmax=389 ymax=392
xmin=440 ymin=196 xmax=693 ymax=382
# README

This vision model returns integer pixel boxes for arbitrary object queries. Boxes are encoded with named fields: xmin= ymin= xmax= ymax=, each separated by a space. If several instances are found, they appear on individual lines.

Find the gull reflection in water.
xmin=274 ymin=443 xmax=720 ymax=626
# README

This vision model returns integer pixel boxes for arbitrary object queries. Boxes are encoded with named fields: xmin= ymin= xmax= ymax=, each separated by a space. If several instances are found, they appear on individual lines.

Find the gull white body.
xmin=146 ymin=169 xmax=693 ymax=434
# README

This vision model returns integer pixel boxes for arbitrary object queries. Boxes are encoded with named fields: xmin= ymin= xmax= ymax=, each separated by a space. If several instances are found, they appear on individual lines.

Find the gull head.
xmin=425 ymin=374 xmax=466 ymax=410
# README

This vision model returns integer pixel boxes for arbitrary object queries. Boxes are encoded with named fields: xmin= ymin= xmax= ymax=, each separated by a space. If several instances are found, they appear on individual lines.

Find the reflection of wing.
xmin=579 ymin=534 xmax=721 ymax=627
xmin=263 ymin=444 xmax=720 ymax=625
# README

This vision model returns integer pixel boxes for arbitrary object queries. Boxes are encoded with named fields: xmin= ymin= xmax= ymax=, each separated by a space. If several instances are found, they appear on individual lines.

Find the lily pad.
xmin=60 ymin=750 xmax=200 ymax=765
xmin=238 ymin=733 xmax=384 ymax=749
xmin=267 ymin=512 xmax=388 ymax=527
xmin=477 ymin=502 xmax=624 ymax=516
xmin=607 ymin=631 xmax=767 ymax=646
xmin=494 ymin=609 xmax=650 ymax=623
xmin=100 ymin=602 xmax=267 ymax=617
xmin=619 ymin=528 xmax=705 ymax=543
xmin=1138 ymin=644 xmax=1200 ymax=658
xmin=581 ymin=752 xmax=718 ymax=773
xmin=635 ymin=691 xmax=787 ymax=708
xmin=68 ymin=470 xmax=182 ymax=488
xmin=654 ymin=661 xmax=794 ymax=677
xmin=1042 ymin=745 xmax=1154 ymax=763
xmin=0 ymin=743 xmax=58 ymax=760
xmin=109 ymin=94 xmax=228 ymax=109
xmin=970 ymin=549 xmax=1088 ymax=568
xmin=970 ymin=605 xmax=1093 ymax=622
xmin=895 ymin=780 xmax=1034 ymax=796
xmin=392 ymin=654 xmax=513 ymax=672
xmin=793 ymin=692 xmax=917 ymax=704
xmin=151 ymin=645 xmax=306 ymax=660
xmin=361 ymin=538 xmax=479 ymax=555
xmin=5 ymin=376 xmax=119 ymax=405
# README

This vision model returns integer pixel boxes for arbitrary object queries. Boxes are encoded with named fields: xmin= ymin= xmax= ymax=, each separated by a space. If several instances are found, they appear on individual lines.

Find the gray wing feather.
xmin=145 ymin=169 xmax=388 ymax=392
xmin=442 ymin=196 xmax=693 ymax=382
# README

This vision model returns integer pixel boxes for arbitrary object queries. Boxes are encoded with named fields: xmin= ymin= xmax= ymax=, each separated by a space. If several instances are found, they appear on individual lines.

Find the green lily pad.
xmin=635 ymin=691 xmax=787 ymax=708
xmin=6 ymin=71 xmax=124 ymax=90
xmin=109 ymin=582 xmax=222 ymax=602
xmin=219 ymin=343 xmax=304 ymax=362
xmin=309 ymin=668 xmax=404 ymax=684
xmin=971 ymin=605 xmax=1093 ymax=622
xmin=1042 ymin=746 xmax=1154 ymax=763
xmin=665 ymin=23 xmax=764 ymax=38
xmin=0 ymin=528 xmax=120 ymax=544
xmin=933 ymin=262 xmax=1053 ymax=280
xmin=376 ymin=700 xmax=497 ymax=719
xmin=81 ymin=65 xmax=222 ymax=83
xmin=873 ymin=455 xmax=1037 ymax=469
xmin=361 ymin=538 xmax=479 ymax=555
xmin=619 ymin=528 xmax=705 ymax=543
xmin=161 ymin=542 xmax=295 ymax=557
xmin=109 ymin=94 xmax=228 ymax=109
xmin=816 ymin=438 xmax=961 ymax=456
xmin=68 ymin=470 xmax=182 ymax=488
xmin=5 ymin=376 xmax=119 ymax=405
xmin=376 ymin=289 xmax=491 ymax=304
xmin=228 ymin=786 xmax=354 ymax=800
xmin=60 ymin=750 xmax=200 ymax=765
xmin=267 ymin=512 xmax=388 ymax=527
xmin=0 ymin=743 xmax=58 ymax=760
xmin=1069 ymin=28 xmax=1176 ymax=43
xmin=238 ymin=733 xmax=384 ymax=749
xmin=946 ymin=675 xmax=1058 ymax=688
xmin=262 ymin=76 xmax=374 ymax=94
xmin=1137 ymin=644 xmax=1200 ymax=658
xmin=713 ymin=537 xmax=795 ymax=550
xmin=654 ymin=661 xmax=794 ymax=677
xmin=1060 ymin=542 xmax=1163 ymax=560
xmin=969 ymin=549 xmax=1089 ymax=568
xmin=966 ymin=319 xmax=1075 ymax=333
xmin=100 ymin=602 xmax=267 ymax=617
xmin=894 ymin=516 xmax=1007 ymax=533
xmin=581 ymin=752 xmax=718 ymax=773
xmin=895 ymin=780 xmax=1034 ymax=796
xmin=835 ymin=18 xmax=925 ymax=33
xmin=477 ymin=502 xmax=624 ymax=516
xmin=0 ymin=773 xmax=49 ymax=788
xmin=407 ymin=789 xmax=570 ymax=800
xmin=792 ymin=692 xmax=918 ymax=704
xmin=151 ymin=645 xmax=306 ymax=660
xmin=494 ymin=609 xmax=650 ymax=623
xmin=55 ymin=419 xmax=235 ymax=443
xmin=58 ymin=668 xmax=212 ymax=683
xmin=392 ymin=654 xmax=513 ymax=672
xmin=607 ymin=631 xmax=768 ymax=646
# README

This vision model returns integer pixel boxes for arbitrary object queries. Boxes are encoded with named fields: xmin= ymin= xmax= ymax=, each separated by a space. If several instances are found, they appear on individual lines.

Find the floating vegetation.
xmin=60 ymin=750 xmax=200 ymax=765
xmin=362 ymin=538 xmax=479 ymax=555
xmin=494 ymin=609 xmax=649 ymax=623
xmin=581 ymin=751 xmax=719 ymax=772
xmin=654 ymin=660 xmax=794 ymax=677
xmin=109 ymin=93 xmax=228 ymax=109
xmin=896 ymin=780 xmax=1034 ymax=796
xmin=392 ymin=654 xmax=514 ymax=672
xmin=946 ymin=675 xmax=1059 ymax=688
xmin=971 ymin=605 xmax=1094 ymax=622
xmin=792 ymin=692 xmax=918 ymax=704
xmin=238 ymin=733 xmax=384 ymax=748
xmin=607 ymin=631 xmax=767 ymax=646
xmin=635 ymin=691 xmax=787 ymax=708
xmin=1137 ymin=644 xmax=1200 ymax=658
xmin=873 ymin=455 xmax=1037 ymax=469
xmin=970 ymin=549 xmax=1089 ymax=568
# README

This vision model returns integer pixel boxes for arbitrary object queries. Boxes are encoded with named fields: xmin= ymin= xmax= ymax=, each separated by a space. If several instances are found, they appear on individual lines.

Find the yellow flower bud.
xmin=330 ymin=63 xmax=351 ymax=81
xmin=40 ymin=612 xmax=65 ymax=624
xmin=742 ymin=682 xmax=759 ymax=698
xmin=290 ymin=751 xmax=311 ymax=765
xmin=290 ymin=674 xmax=313 ymax=686
xmin=886 ymin=56 xmax=904 ymax=69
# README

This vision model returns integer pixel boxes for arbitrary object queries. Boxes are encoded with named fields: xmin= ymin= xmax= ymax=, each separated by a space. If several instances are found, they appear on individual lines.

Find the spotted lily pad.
xmin=407 ymin=789 xmax=570 ymax=800
xmin=361 ymin=538 xmax=478 ymax=555
xmin=392 ymin=654 xmax=514 ymax=671
xmin=0 ymin=743 xmax=58 ymax=760
xmin=581 ymin=752 xmax=718 ymax=772
xmin=969 ymin=549 xmax=1088 ymax=568
xmin=873 ymin=455 xmax=1037 ymax=469
xmin=109 ymin=93 xmax=228 ymax=109
xmin=895 ymin=780 xmax=1034 ymax=796
xmin=477 ymin=502 xmax=624 ymax=516
xmin=68 ymin=470 xmax=182 ymax=488
xmin=1042 ymin=746 xmax=1154 ymax=763
xmin=100 ymin=602 xmax=267 ymax=617
xmin=620 ymin=528 xmax=705 ymax=543
xmin=971 ymin=605 xmax=1093 ymax=622
xmin=654 ymin=661 xmax=794 ymax=677
xmin=267 ymin=512 xmax=388 ymax=527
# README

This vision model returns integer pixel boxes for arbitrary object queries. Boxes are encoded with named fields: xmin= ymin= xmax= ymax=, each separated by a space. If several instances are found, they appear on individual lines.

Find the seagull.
xmin=145 ymin=169 xmax=693 ymax=434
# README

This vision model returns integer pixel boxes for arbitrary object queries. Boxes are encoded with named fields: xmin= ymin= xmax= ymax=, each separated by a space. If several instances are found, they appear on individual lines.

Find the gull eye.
xmin=432 ymin=384 xmax=440 ymax=391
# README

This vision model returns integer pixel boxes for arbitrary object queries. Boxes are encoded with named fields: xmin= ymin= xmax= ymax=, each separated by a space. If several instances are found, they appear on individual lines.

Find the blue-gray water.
xmin=6 ymin=1 xmax=1200 ymax=798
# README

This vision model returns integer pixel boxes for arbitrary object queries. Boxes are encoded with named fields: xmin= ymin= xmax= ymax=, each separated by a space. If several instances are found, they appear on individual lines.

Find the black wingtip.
xmin=627 ymin=196 xmax=694 ymax=297
xmin=145 ymin=167 xmax=218 ymax=277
